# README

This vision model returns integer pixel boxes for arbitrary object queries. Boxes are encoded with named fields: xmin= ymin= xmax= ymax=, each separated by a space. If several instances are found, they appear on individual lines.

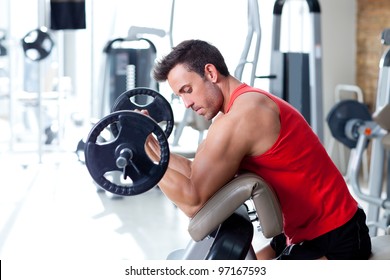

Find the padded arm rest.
xmin=188 ymin=173 xmax=283 ymax=242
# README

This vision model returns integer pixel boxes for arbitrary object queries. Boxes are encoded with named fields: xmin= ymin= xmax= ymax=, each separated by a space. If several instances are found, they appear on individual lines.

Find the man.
xmin=145 ymin=39 xmax=371 ymax=259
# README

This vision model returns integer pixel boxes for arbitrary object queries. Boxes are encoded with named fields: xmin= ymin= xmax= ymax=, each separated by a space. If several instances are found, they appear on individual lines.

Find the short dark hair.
xmin=153 ymin=39 xmax=230 ymax=82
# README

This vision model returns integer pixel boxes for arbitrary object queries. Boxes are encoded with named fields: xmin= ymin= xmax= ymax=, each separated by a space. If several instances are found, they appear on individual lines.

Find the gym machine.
xmin=326 ymin=84 xmax=369 ymax=181
xmin=234 ymin=0 xmax=261 ymax=87
xmin=98 ymin=34 xmax=159 ymax=118
xmin=266 ymin=0 xmax=323 ymax=142
xmin=327 ymin=28 xmax=390 ymax=236
xmin=84 ymin=87 xmax=390 ymax=260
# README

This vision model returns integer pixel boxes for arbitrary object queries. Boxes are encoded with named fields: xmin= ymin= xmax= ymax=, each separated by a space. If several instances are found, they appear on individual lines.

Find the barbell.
xmin=84 ymin=87 xmax=174 ymax=196
xmin=110 ymin=87 xmax=174 ymax=138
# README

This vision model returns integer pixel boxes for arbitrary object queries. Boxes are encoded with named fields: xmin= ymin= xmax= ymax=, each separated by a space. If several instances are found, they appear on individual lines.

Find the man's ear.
xmin=204 ymin=64 xmax=218 ymax=82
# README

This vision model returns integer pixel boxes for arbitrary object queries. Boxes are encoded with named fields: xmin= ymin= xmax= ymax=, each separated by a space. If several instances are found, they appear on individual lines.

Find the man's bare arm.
xmin=146 ymin=93 xmax=280 ymax=217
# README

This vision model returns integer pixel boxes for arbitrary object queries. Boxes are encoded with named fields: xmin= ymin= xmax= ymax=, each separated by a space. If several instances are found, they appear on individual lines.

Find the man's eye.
xmin=184 ymin=87 xmax=192 ymax=94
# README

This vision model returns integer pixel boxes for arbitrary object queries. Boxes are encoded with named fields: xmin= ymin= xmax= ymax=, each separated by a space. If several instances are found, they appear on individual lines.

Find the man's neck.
xmin=221 ymin=77 xmax=244 ymax=113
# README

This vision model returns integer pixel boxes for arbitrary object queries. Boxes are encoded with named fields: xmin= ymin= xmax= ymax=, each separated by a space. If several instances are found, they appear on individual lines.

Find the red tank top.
xmin=229 ymin=84 xmax=358 ymax=244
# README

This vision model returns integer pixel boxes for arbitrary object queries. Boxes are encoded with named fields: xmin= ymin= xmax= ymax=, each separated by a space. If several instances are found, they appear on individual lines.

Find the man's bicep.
xmin=190 ymin=125 xmax=247 ymax=201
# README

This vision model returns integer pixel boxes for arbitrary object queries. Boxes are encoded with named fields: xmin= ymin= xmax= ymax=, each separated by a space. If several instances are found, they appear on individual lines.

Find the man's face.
xmin=167 ymin=64 xmax=223 ymax=120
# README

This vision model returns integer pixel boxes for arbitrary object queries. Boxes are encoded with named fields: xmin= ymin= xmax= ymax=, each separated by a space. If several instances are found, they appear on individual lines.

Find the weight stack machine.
xmin=99 ymin=37 xmax=158 ymax=117
xmin=269 ymin=0 xmax=323 ymax=142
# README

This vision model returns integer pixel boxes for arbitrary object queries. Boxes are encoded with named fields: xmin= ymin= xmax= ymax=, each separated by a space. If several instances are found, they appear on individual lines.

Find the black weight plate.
xmin=85 ymin=111 xmax=170 ymax=196
xmin=327 ymin=100 xmax=372 ymax=149
xmin=22 ymin=28 xmax=54 ymax=61
xmin=111 ymin=87 xmax=174 ymax=137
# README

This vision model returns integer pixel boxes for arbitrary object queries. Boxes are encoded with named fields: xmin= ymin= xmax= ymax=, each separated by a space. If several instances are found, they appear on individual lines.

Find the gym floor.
xmin=0 ymin=153 xmax=184 ymax=259
xmin=0 ymin=117 xmax=271 ymax=260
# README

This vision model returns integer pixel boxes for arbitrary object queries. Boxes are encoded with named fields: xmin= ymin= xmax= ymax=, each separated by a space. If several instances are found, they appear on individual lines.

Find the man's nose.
xmin=182 ymin=96 xmax=193 ymax=109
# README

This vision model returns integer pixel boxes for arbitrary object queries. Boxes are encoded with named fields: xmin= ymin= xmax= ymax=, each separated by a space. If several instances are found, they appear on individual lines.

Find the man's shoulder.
xmin=230 ymin=91 xmax=277 ymax=114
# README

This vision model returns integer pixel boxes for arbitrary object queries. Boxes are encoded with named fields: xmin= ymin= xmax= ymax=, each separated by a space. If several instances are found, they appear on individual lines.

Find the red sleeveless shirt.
xmin=228 ymin=84 xmax=358 ymax=244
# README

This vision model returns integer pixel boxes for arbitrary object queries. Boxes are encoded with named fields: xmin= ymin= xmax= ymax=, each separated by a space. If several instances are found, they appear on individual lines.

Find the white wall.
xmin=320 ymin=0 xmax=356 ymax=168
xmin=320 ymin=0 xmax=357 ymax=136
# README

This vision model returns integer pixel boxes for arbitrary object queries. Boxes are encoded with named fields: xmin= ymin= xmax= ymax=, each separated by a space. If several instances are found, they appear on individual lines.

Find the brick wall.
xmin=357 ymin=0 xmax=390 ymax=111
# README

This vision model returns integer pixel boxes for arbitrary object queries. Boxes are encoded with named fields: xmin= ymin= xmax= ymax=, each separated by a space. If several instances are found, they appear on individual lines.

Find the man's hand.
xmin=137 ymin=109 xmax=162 ymax=163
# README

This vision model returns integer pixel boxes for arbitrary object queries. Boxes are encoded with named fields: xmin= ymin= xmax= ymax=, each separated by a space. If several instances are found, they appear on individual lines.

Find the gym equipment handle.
xmin=273 ymin=0 xmax=320 ymax=15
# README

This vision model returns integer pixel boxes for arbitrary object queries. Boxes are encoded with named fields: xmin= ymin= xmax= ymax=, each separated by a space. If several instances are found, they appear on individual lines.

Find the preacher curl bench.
xmin=170 ymin=173 xmax=390 ymax=260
